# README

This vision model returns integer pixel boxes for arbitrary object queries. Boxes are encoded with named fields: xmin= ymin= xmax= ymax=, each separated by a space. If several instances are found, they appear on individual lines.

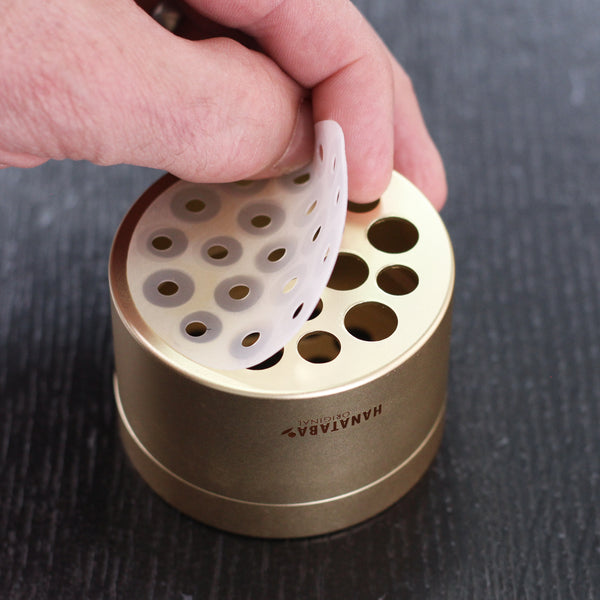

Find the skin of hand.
xmin=0 ymin=0 xmax=447 ymax=208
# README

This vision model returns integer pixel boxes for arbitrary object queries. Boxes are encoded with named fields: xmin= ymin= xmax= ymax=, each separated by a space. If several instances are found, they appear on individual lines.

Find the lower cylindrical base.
xmin=116 ymin=378 xmax=445 ymax=538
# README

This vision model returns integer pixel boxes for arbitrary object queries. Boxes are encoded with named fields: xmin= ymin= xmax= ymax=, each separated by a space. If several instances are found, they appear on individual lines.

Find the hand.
xmin=0 ymin=0 xmax=447 ymax=208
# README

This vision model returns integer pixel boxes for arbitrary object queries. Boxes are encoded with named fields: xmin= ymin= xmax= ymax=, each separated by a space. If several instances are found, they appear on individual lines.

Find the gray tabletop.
xmin=1 ymin=1 xmax=599 ymax=598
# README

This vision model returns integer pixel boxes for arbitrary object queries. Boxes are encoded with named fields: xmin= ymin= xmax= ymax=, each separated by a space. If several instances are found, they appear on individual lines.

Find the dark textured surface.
xmin=1 ymin=1 xmax=599 ymax=598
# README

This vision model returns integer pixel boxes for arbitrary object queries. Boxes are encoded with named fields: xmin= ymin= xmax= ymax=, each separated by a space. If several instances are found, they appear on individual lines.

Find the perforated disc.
xmin=124 ymin=121 xmax=348 ymax=370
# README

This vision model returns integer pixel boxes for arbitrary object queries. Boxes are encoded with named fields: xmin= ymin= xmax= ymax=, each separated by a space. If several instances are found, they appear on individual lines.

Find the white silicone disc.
xmin=126 ymin=120 xmax=348 ymax=370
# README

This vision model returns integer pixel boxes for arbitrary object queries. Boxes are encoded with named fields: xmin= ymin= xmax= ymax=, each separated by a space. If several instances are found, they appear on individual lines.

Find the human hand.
xmin=0 ymin=0 xmax=446 ymax=208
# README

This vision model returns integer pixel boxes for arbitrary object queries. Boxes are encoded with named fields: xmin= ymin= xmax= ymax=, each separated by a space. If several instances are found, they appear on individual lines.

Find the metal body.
xmin=110 ymin=172 xmax=454 ymax=537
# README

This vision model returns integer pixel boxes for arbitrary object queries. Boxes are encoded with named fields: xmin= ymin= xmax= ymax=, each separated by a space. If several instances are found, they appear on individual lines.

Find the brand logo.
xmin=280 ymin=404 xmax=382 ymax=438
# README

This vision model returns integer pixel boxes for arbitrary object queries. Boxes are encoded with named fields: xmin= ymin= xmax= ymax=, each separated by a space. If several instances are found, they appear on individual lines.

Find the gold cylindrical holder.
xmin=109 ymin=172 xmax=454 ymax=538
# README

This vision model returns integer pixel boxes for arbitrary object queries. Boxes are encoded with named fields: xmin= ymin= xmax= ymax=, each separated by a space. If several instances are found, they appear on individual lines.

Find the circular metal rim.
xmin=109 ymin=173 xmax=455 ymax=400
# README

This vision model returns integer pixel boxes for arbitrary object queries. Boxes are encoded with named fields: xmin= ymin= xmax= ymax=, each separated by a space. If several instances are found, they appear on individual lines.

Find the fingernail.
xmin=273 ymin=100 xmax=314 ymax=174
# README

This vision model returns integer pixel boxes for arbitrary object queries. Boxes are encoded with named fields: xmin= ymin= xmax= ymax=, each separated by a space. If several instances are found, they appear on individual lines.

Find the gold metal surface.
xmin=109 ymin=171 xmax=455 ymax=538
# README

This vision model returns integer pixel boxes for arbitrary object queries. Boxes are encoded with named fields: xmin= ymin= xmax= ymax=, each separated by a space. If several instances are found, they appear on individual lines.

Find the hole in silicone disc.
xmin=208 ymin=245 xmax=228 ymax=259
xmin=283 ymin=277 xmax=298 ymax=294
xmin=185 ymin=199 xmax=206 ymax=213
xmin=251 ymin=215 xmax=271 ymax=228
xmin=157 ymin=281 xmax=179 ymax=296
xmin=152 ymin=235 xmax=172 ymax=250
xmin=229 ymin=285 xmax=250 ymax=300
xmin=268 ymin=248 xmax=286 ymax=262
xmin=294 ymin=172 xmax=310 ymax=184
xmin=293 ymin=303 xmax=304 ymax=319
xmin=242 ymin=332 xmax=260 ymax=347
xmin=185 ymin=321 xmax=207 ymax=337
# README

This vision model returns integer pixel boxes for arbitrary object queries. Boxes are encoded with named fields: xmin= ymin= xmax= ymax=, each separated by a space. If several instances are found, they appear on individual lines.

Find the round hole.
xmin=377 ymin=266 xmax=419 ymax=295
xmin=298 ymin=331 xmax=341 ymax=364
xmin=368 ymin=218 xmax=418 ymax=253
xmin=144 ymin=270 xmax=193 ymax=307
xmin=242 ymin=332 xmax=260 ymax=347
xmin=283 ymin=277 xmax=298 ymax=294
xmin=293 ymin=172 xmax=310 ymax=185
xmin=229 ymin=285 xmax=250 ymax=300
xmin=172 ymin=188 xmax=221 ymax=222
xmin=327 ymin=253 xmax=369 ymax=290
xmin=251 ymin=215 xmax=272 ymax=228
xmin=344 ymin=302 xmax=398 ymax=342
xmin=348 ymin=198 xmax=380 ymax=213
xmin=312 ymin=226 xmax=321 ymax=242
xmin=180 ymin=311 xmax=221 ymax=343
xmin=292 ymin=303 xmax=304 ymax=319
xmin=157 ymin=281 xmax=179 ymax=296
xmin=308 ymin=299 xmax=323 ymax=320
xmin=215 ymin=277 xmax=262 ymax=312
xmin=185 ymin=199 xmax=206 ymax=213
xmin=239 ymin=203 xmax=284 ymax=235
xmin=202 ymin=236 xmax=242 ymax=266
xmin=224 ymin=179 xmax=268 ymax=196
xmin=306 ymin=200 xmax=317 ymax=215
xmin=147 ymin=228 xmax=188 ymax=258
xmin=258 ymin=241 xmax=295 ymax=273
xmin=268 ymin=248 xmax=286 ymax=262
xmin=207 ymin=245 xmax=228 ymax=260
xmin=151 ymin=235 xmax=173 ymax=251
xmin=185 ymin=321 xmax=207 ymax=337
xmin=248 ymin=348 xmax=284 ymax=370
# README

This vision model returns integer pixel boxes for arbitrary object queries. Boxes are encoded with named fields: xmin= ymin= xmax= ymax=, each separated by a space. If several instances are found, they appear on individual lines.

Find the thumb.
xmin=0 ymin=1 xmax=314 ymax=179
